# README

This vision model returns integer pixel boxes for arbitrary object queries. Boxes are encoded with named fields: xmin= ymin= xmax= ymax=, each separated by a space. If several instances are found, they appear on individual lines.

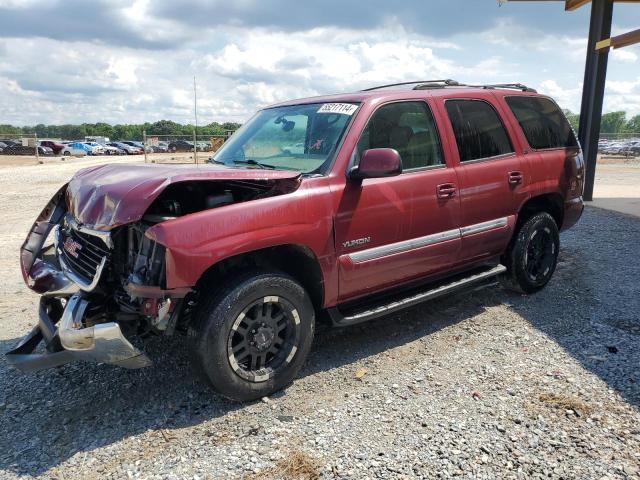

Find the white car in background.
xmin=61 ymin=142 xmax=91 ymax=157
xmin=100 ymin=144 xmax=125 ymax=155
xmin=83 ymin=142 xmax=106 ymax=155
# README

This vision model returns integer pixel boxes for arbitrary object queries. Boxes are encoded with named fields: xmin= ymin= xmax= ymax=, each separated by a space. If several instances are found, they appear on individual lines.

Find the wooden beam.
xmin=565 ymin=0 xmax=591 ymax=11
xmin=595 ymin=28 xmax=640 ymax=50
xmin=610 ymin=28 xmax=640 ymax=49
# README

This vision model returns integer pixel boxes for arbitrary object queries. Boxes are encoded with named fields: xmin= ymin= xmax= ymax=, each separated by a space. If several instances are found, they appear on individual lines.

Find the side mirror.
xmin=348 ymin=148 xmax=402 ymax=181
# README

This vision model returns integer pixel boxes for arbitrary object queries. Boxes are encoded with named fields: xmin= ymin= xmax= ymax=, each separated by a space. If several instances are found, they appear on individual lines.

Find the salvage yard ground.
xmin=0 ymin=156 xmax=638 ymax=479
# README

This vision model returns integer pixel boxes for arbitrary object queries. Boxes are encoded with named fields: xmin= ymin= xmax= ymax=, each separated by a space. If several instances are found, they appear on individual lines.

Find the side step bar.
xmin=328 ymin=264 xmax=506 ymax=327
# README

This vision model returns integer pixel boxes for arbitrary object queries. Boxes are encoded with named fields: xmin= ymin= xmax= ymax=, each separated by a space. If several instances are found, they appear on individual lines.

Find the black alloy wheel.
xmin=189 ymin=270 xmax=315 ymax=401
xmin=227 ymin=296 xmax=301 ymax=383
xmin=500 ymin=212 xmax=560 ymax=294
xmin=524 ymin=226 xmax=556 ymax=284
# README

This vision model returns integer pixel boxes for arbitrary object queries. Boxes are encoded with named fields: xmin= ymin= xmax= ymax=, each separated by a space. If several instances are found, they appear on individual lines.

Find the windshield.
xmin=212 ymin=102 xmax=358 ymax=173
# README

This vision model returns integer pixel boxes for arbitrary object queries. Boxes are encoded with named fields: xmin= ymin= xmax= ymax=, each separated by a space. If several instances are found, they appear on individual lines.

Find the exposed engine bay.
xmin=143 ymin=179 xmax=284 ymax=223
xmin=67 ymin=179 xmax=295 ymax=333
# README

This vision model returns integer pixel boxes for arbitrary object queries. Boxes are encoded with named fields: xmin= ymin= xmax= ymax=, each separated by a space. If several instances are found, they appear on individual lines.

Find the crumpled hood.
xmin=66 ymin=163 xmax=301 ymax=230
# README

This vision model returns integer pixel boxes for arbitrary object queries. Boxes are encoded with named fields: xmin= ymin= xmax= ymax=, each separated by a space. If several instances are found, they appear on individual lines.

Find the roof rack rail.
xmin=362 ymin=80 xmax=537 ymax=93
xmin=361 ymin=79 xmax=460 ymax=91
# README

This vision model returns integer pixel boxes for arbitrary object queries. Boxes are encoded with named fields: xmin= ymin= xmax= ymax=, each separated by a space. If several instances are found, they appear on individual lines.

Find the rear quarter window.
xmin=445 ymin=99 xmax=514 ymax=163
xmin=505 ymin=96 xmax=578 ymax=150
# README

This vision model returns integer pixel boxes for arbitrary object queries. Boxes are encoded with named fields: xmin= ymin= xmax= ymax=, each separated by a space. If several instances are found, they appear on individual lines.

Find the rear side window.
xmin=505 ymin=96 xmax=578 ymax=149
xmin=357 ymin=101 xmax=443 ymax=170
xmin=445 ymin=99 xmax=514 ymax=162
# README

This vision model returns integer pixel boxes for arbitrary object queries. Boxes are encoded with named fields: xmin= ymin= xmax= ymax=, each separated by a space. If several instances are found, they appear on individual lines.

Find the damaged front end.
xmin=7 ymin=187 xmax=160 ymax=372
xmin=7 ymin=167 xmax=300 ymax=374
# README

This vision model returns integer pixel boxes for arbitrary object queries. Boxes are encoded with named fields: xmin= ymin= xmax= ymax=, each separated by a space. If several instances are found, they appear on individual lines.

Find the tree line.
xmin=1 ymin=112 xmax=638 ymax=141
xmin=564 ymin=111 xmax=640 ymax=136
xmin=0 ymin=120 xmax=242 ymax=140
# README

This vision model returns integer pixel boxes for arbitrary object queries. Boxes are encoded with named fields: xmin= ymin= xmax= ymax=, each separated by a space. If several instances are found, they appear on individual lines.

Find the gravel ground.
xmin=0 ymin=159 xmax=639 ymax=479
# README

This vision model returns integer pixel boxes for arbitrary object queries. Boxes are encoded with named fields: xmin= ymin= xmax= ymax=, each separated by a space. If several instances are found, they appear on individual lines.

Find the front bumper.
xmin=5 ymin=293 xmax=151 ymax=373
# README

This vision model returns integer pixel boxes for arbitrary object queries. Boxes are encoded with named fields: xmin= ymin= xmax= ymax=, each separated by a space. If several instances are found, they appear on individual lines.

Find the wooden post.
xmin=143 ymin=130 xmax=148 ymax=164
xmin=34 ymin=132 xmax=40 ymax=163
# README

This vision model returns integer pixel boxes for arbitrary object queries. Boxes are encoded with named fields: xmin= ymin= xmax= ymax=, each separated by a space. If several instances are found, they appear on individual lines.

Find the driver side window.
xmin=357 ymin=101 xmax=444 ymax=170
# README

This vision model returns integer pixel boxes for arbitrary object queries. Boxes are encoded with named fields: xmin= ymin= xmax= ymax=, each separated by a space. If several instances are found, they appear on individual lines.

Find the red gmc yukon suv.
xmin=8 ymin=80 xmax=584 ymax=401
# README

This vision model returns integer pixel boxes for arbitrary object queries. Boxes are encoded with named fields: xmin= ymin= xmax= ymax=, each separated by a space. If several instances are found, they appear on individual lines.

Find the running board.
xmin=328 ymin=264 xmax=506 ymax=327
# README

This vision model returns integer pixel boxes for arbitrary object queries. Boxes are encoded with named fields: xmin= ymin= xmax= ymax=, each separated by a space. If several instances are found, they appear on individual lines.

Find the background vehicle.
xmin=38 ymin=140 xmax=66 ymax=155
xmin=0 ymin=139 xmax=19 ymax=151
xmin=83 ymin=142 xmax=106 ymax=155
xmin=149 ymin=144 xmax=168 ymax=153
xmin=7 ymin=80 xmax=584 ymax=402
xmin=168 ymin=140 xmax=194 ymax=152
xmin=61 ymin=142 xmax=91 ymax=156
xmin=119 ymin=140 xmax=151 ymax=152
xmin=108 ymin=141 xmax=142 ymax=154
xmin=3 ymin=144 xmax=53 ymax=155
xmin=97 ymin=144 xmax=123 ymax=155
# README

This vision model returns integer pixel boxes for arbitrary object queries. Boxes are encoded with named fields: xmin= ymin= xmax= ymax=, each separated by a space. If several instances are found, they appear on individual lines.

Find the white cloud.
xmin=538 ymin=80 xmax=583 ymax=113
xmin=1 ymin=14 xmax=640 ymax=126
xmin=611 ymin=49 xmax=638 ymax=64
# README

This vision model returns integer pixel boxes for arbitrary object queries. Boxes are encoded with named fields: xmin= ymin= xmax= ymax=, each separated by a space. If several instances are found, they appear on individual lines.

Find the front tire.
xmin=189 ymin=270 xmax=315 ymax=401
xmin=500 ymin=212 xmax=560 ymax=294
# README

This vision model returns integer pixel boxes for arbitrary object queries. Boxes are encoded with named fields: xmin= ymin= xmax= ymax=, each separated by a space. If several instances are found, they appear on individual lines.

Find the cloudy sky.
xmin=0 ymin=0 xmax=639 ymax=126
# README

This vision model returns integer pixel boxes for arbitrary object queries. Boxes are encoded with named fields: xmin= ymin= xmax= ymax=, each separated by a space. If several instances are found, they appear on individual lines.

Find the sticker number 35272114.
xmin=317 ymin=103 xmax=358 ymax=115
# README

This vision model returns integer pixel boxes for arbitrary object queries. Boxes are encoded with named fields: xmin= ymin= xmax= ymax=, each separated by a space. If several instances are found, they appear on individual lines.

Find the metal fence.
xmin=599 ymin=132 xmax=640 ymax=140
xmin=142 ymin=131 xmax=229 ymax=164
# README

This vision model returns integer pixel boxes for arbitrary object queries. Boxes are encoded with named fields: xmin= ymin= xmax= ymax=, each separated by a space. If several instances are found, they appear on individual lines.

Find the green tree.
xmin=600 ymin=111 xmax=627 ymax=134
xmin=563 ymin=110 xmax=580 ymax=132
xmin=623 ymin=115 xmax=640 ymax=134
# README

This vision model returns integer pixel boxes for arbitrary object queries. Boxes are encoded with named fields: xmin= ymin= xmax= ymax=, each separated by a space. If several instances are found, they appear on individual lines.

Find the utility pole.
xmin=193 ymin=76 xmax=198 ymax=165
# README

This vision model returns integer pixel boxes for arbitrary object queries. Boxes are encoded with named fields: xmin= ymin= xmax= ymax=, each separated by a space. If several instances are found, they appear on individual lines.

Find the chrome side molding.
xmin=347 ymin=217 xmax=510 ymax=264
xmin=349 ymin=228 xmax=460 ymax=263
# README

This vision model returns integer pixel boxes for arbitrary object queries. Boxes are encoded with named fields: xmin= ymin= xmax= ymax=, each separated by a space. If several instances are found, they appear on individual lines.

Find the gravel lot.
xmin=0 ymin=159 xmax=639 ymax=479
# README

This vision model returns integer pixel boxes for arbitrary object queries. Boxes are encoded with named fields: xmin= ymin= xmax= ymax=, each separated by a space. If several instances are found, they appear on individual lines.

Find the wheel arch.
xmin=196 ymin=244 xmax=325 ymax=311
xmin=517 ymin=193 xmax=564 ymax=230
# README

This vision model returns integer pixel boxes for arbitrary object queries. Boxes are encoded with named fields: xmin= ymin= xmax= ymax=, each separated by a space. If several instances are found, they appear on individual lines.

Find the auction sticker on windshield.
xmin=317 ymin=103 xmax=358 ymax=115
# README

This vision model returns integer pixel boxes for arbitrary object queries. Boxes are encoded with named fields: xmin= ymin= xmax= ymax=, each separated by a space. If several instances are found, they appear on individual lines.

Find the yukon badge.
xmin=343 ymin=237 xmax=371 ymax=249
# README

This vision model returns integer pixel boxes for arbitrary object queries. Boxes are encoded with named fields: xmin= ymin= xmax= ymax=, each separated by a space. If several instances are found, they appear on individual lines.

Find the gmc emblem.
xmin=63 ymin=237 xmax=82 ymax=258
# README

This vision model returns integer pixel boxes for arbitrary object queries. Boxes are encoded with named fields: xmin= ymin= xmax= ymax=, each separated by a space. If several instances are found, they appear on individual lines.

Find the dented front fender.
xmin=20 ymin=185 xmax=76 ymax=296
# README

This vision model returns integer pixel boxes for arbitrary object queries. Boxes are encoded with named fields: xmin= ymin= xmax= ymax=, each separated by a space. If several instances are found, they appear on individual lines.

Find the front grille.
xmin=58 ymin=224 xmax=110 ymax=284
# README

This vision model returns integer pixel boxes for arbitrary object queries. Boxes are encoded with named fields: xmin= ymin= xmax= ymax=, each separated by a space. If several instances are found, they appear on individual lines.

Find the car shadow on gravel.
xmin=0 ymin=334 xmax=241 ymax=476
xmin=504 ymin=207 xmax=640 ymax=409
xmin=0 ymin=208 xmax=637 ymax=477
xmin=0 ymin=289 xmax=495 ymax=477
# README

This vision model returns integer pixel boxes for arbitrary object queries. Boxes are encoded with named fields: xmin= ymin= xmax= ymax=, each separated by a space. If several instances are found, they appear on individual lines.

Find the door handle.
xmin=437 ymin=183 xmax=457 ymax=199
xmin=508 ymin=171 xmax=523 ymax=185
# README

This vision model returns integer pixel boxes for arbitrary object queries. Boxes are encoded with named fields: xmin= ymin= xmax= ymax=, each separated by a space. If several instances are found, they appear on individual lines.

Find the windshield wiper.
xmin=233 ymin=159 xmax=276 ymax=169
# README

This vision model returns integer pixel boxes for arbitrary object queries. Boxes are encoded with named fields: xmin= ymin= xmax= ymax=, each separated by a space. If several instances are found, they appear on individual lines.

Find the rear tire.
xmin=189 ymin=270 xmax=315 ymax=401
xmin=500 ymin=212 xmax=560 ymax=294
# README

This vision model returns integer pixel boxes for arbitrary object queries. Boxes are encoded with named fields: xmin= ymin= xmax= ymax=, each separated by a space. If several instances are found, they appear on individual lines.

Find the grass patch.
xmin=538 ymin=393 xmax=593 ymax=416
xmin=245 ymin=449 xmax=320 ymax=480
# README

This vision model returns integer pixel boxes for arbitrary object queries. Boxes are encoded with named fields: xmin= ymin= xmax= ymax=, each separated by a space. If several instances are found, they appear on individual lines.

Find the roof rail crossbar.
xmin=413 ymin=79 xmax=462 ymax=90
xmin=361 ymin=79 xmax=459 ymax=92
xmin=478 ymin=83 xmax=537 ymax=93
